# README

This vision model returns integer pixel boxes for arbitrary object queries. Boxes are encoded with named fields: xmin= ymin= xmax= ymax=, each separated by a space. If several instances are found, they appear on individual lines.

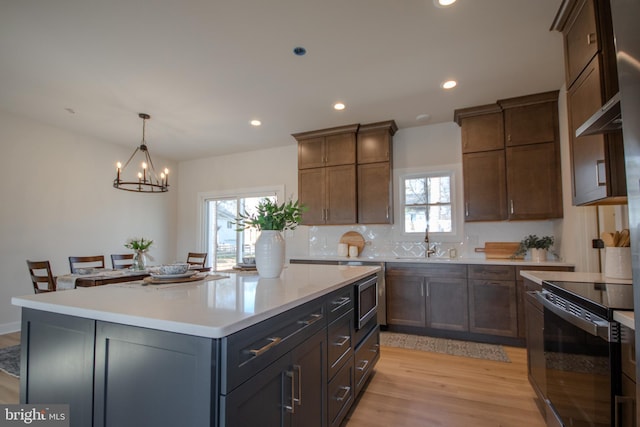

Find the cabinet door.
xmin=358 ymin=162 xmax=392 ymax=224
xmin=568 ymin=55 xmax=607 ymax=204
xmin=222 ymin=352 xmax=292 ymax=427
xmin=325 ymin=133 xmax=356 ymax=166
xmin=564 ymin=0 xmax=598 ymax=87
xmin=325 ymin=165 xmax=356 ymax=224
xmin=461 ymin=112 xmax=504 ymax=153
xmin=463 ymin=150 xmax=507 ymax=221
xmin=94 ymin=322 xmax=214 ymax=427
xmin=426 ymin=277 xmax=468 ymax=332
xmin=524 ymin=296 xmax=546 ymax=400
xmin=299 ymin=168 xmax=326 ymax=225
xmin=386 ymin=274 xmax=426 ymax=327
xmin=291 ymin=329 xmax=327 ymax=427
xmin=506 ymin=142 xmax=563 ymax=220
xmin=357 ymin=129 xmax=391 ymax=163
xmin=468 ymin=279 xmax=518 ymax=337
xmin=298 ymin=137 xmax=325 ymax=169
xmin=504 ymin=101 xmax=558 ymax=147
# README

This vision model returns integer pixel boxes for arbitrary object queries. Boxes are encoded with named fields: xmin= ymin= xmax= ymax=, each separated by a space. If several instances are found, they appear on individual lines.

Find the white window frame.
xmin=197 ymin=185 xmax=285 ymax=266
xmin=396 ymin=165 xmax=462 ymax=242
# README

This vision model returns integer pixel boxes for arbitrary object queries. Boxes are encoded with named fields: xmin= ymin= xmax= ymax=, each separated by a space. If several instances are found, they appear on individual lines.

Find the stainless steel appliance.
xmin=537 ymin=280 xmax=634 ymax=427
xmin=290 ymin=259 xmax=387 ymax=325
xmin=354 ymin=274 xmax=377 ymax=330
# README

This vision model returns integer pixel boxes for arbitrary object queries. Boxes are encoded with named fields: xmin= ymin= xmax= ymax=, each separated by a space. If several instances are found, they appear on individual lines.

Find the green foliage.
xmin=515 ymin=234 xmax=554 ymax=256
xmin=124 ymin=237 xmax=153 ymax=251
xmin=235 ymin=198 xmax=306 ymax=231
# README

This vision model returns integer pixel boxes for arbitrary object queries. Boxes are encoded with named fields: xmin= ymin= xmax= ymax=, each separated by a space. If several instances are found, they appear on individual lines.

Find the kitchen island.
xmin=12 ymin=264 xmax=380 ymax=427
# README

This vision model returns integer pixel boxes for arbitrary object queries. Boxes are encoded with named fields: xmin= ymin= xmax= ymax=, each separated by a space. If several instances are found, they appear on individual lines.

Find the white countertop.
xmin=12 ymin=265 xmax=380 ymax=339
xmin=291 ymin=256 xmax=574 ymax=267
xmin=519 ymin=270 xmax=635 ymax=330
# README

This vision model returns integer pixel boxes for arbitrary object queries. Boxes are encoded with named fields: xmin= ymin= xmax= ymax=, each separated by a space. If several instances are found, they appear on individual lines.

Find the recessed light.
xmin=441 ymin=80 xmax=457 ymax=89
xmin=434 ymin=0 xmax=457 ymax=7
xmin=416 ymin=114 xmax=431 ymax=121
xmin=293 ymin=46 xmax=307 ymax=56
xmin=250 ymin=119 xmax=262 ymax=126
xmin=333 ymin=102 xmax=346 ymax=111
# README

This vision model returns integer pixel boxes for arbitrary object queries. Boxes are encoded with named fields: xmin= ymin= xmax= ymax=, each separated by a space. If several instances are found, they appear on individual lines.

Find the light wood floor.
xmin=0 ymin=332 xmax=20 ymax=404
xmin=0 ymin=333 xmax=545 ymax=426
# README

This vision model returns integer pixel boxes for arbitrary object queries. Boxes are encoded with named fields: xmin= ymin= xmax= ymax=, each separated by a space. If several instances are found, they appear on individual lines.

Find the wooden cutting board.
xmin=476 ymin=242 xmax=523 ymax=259
xmin=339 ymin=231 xmax=365 ymax=256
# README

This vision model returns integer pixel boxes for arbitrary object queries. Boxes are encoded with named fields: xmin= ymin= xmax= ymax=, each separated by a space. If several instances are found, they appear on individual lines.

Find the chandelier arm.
xmin=121 ymin=146 xmax=141 ymax=170
xmin=144 ymin=149 xmax=161 ymax=184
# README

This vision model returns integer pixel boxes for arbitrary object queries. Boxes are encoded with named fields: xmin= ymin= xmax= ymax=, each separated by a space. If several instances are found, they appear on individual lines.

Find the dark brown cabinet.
xmin=298 ymin=165 xmax=357 ymax=225
xmin=462 ymin=149 xmax=507 ymax=221
xmin=468 ymin=265 xmax=517 ymax=337
xmin=356 ymin=121 xmax=396 ymax=224
xmin=455 ymin=91 xmax=562 ymax=222
xmin=296 ymin=125 xmax=358 ymax=170
xmin=386 ymin=263 xmax=468 ymax=332
xmin=553 ymin=0 xmax=626 ymax=206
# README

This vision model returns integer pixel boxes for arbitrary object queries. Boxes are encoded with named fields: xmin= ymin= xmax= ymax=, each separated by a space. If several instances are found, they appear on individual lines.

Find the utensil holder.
xmin=605 ymin=247 xmax=632 ymax=279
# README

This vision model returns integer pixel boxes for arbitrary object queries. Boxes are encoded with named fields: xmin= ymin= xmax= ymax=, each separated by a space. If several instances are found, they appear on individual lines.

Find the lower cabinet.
xmin=524 ymin=288 xmax=546 ymax=411
xmin=468 ymin=279 xmax=517 ymax=337
xmin=222 ymin=328 xmax=327 ymax=427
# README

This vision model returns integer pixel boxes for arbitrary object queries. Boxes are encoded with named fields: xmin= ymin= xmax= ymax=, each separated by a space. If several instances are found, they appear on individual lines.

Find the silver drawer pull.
xmin=335 ymin=386 xmax=351 ymax=402
xmin=369 ymin=344 xmax=380 ymax=353
xmin=331 ymin=296 xmax=351 ymax=306
xmin=356 ymin=360 xmax=369 ymax=371
xmin=332 ymin=335 xmax=350 ymax=347
xmin=248 ymin=337 xmax=282 ymax=356
xmin=298 ymin=313 xmax=323 ymax=326
xmin=284 ymin=370 xmax=295 ymax=414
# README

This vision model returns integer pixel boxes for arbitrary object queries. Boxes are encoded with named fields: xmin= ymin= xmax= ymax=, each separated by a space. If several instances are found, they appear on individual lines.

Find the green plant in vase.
xmin=514 ymin=235 xmax=555 ymax=261
xmin=125 ymin=237 xmax=153 ymax=270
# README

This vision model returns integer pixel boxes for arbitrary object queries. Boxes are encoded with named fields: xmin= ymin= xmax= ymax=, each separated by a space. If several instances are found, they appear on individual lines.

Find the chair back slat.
xmin=26 ymin=260 xmax=57 ymax=293
xmin=187 ymin=252 xmax=207 ymax=268
xmin=68 ymin=255 xmax=105 ymax=273
xmin=111 ymin=254 xmax=134 ymax=270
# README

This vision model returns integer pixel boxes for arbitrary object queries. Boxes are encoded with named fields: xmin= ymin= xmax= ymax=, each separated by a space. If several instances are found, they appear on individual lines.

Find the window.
xmin=402 ymin=172 xmax=453 ymax=234
xmin=200 ymin=187 xmax=283 ymax=271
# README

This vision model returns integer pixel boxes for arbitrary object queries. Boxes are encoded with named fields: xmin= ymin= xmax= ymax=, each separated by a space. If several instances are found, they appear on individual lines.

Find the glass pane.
xmin=404 ymin=206 xmax=427 ymax=233
xmin=215 ymin=199 xmax=237 ymax=271
xmin=427 ymin=176 xmax=450 ymax=204
xmin=404 ymin=178 xmax=426 ymax=205
xmin=427 ymin=205 xmax=452 ymax=232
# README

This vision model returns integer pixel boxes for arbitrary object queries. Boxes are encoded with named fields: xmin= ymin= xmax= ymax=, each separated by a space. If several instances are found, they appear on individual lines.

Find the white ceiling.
xmin=0 ymin=0 xmax=565 ymax=161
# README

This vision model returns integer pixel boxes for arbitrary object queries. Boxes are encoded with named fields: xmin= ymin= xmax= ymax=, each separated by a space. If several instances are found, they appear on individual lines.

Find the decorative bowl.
xmin=157 ymin=263 xmax=190 ymax=275
xmin=242 ymin=257 xmax=255 ymax=265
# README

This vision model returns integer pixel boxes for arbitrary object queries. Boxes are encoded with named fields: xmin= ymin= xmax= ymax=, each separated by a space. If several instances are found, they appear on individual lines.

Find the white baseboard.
xmin=0 ymin=321 xmax=21 ymax=335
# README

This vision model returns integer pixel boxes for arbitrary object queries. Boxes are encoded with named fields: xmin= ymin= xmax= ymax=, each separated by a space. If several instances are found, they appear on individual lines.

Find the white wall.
xmin=0 ymin=110 xmax=178 ymax=333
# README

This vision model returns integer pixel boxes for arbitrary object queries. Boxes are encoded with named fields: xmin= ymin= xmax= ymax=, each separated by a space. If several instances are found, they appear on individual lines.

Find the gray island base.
xmin=12 ymin=265 xmax=380 ymax=427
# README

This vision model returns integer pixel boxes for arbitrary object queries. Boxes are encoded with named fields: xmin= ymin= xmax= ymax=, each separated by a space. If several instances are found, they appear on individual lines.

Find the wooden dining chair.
xmin=26 ymin=260 xmax=57 ymax=293
xmin=187 ymin=252 xmax=207 ymax=268
xmin=68 ymin=255 xmax=105 ymax=273
xmin=110 ymin=254 xmax=134 ymax=270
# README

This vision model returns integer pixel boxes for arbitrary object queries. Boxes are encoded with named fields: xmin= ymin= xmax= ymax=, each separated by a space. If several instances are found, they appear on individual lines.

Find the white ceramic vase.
xmin=255 ymin=230 xmax=285 ymax=278
xmin=530 ymin=248 xmax=547 ymax=263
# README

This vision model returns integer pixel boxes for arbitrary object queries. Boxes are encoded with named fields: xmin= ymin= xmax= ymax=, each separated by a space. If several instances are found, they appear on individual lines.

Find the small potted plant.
xmin=124 ymin=237 xmax=153 ymax=270
xmin=515 ymin=235 xmax=554 ymax=262
xmin=235 ymin=198 xmax=305 ymax=278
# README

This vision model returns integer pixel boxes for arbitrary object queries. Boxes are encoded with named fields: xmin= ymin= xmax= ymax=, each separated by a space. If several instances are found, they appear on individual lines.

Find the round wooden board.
xmin=143 ymin=274 xmax=204 ymax=284
xmin=339 ymin=231 xmax=365 ymax=256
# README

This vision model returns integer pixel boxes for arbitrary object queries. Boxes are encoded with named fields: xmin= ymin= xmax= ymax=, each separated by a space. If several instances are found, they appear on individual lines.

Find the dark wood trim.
xmin=291 ymin=123 xmax=359 ymax=141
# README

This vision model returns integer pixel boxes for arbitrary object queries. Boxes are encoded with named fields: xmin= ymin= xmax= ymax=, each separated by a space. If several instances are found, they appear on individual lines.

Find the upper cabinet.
xmin=552 ymin=0 xmax=627 ymax=205
xmin=294 ymin=121 xmax=397 ymax=225
xmin=357 ymin=121 xmax=397 ymax=224
xmin=454 ymin=91 xmax=563 ymax=222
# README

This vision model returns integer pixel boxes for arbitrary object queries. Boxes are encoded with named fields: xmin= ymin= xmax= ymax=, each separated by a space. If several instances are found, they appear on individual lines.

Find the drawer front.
xmin=354 ymin=325 xmax=380 ymax=395
xmin=328 ymin=310 xmax=353 ymax=380
xmin=327 ymin=285 xmax=354 ymax=324
xmin=468 ymin=264 xmax=515 ymax=281
xmin=386 ymin=263 xmax=466 ymax=279
xmin=221 ymin=298 xmax=326 ymax=394
xmin=328 ymin=354 xmax=354 ymax=427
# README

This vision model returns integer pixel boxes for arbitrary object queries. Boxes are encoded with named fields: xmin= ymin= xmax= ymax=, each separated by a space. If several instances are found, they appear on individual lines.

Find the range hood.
xmin=576 ymin=92 xmax=622 ymax=137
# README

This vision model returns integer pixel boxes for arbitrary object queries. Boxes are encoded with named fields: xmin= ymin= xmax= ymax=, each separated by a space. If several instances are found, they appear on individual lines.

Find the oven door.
xmin=355 ymin=276 xmax=378 ymax=330
xmin=536 ymin=291 xmax=617 ymax=427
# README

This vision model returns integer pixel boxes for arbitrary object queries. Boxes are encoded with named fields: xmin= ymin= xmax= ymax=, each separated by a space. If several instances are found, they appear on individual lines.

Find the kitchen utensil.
xmin=619 ymin=229 xmax=630 ymax=247
xmin=339 ymin=231 xmax=365 ymax=256
xmin=601 ymin=232 xmax=615 ymax=247
xmin=613 ymin=231 xmax=621 ymax=247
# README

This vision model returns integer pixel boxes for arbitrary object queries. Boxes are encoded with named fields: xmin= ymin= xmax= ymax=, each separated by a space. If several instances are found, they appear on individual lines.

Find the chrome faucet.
xmin=424 ymin=227 xmax=437 ymax=258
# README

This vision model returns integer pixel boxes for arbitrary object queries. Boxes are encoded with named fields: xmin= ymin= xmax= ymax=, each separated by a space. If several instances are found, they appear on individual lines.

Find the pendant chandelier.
xmin=113 ymin=113 xmax=169 ymax=193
